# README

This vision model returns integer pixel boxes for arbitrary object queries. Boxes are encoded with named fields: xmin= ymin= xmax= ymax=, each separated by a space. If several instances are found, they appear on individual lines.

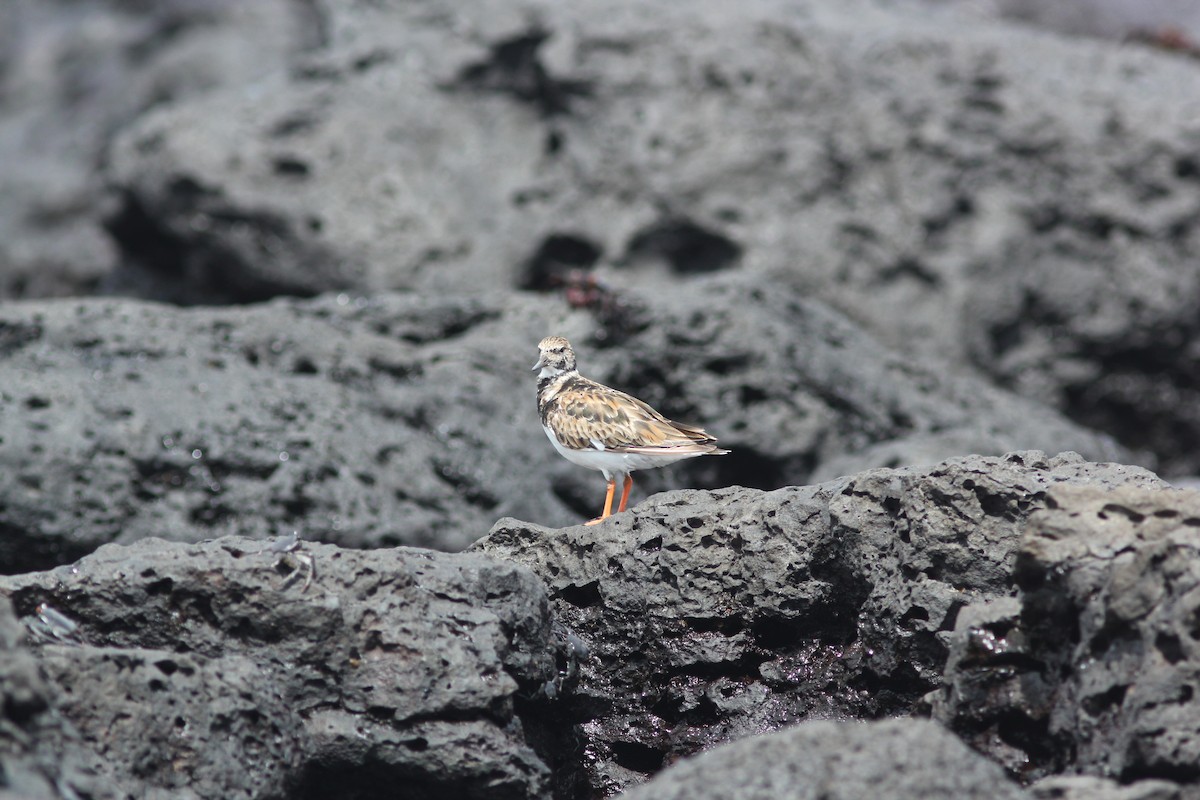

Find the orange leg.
xmin=616 ymin=475 xmax=633 ymax=513
xmin=585 ymin=478 xmax=617 ymax=526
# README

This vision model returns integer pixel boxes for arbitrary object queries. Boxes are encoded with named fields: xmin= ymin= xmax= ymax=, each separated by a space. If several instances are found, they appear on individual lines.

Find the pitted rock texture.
xmin=38 ymin=647 xmax=301 ymax=800
xmin=1 ymin=0 xmax=1199 ymax=796
xmin=475 ymin=451 xmax=1164 ymax=796
xmin=0 ymin=597 xmax=90 ymax=799
xmin=0 ymin=293 xmax=545 ymax=567
xmin=86 ymin=0 xmax=1200 ymax=476
xmin=619 ymin=718 xmax=1030 ymax=800
xmin=0 ymin=283 xmax=1119 ymax=572
xmin=0 ymin=538 xmax=561 ymax=800
xmin=933 ymin=485 xmax=1200 ymax=787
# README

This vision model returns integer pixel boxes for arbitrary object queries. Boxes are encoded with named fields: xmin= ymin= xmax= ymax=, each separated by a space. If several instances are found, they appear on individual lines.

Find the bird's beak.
xmin=532 ymin=355 xmax=546 ymax=371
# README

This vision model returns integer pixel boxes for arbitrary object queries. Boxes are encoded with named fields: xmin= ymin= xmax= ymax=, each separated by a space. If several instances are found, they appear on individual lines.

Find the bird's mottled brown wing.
xmin=546 ymin=378 xmax=719 ymax=453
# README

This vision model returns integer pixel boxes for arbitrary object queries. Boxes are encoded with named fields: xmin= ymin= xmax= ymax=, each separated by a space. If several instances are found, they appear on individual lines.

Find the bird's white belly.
xmin=543 ymin=425 xmax=699 ymax=479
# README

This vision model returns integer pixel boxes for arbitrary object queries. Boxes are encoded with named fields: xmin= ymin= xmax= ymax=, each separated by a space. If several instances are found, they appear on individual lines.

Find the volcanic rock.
xmin=0 ymin=280 xmax=1120 ymax=572
xmin=92 ymin=0 xmax=1200 ymax=476
xmin=475 ymin=451 xmax=1164 ymax=795
xmin=0 ymin=536 xmax=561 ymax=800
xmin=0 ymin=0 xmax=317 ymax=300
xmin=1030 ymin=774 xmax=1182 ymax=800
xmin=933 ymin=484 xmax=1200 ymax=787
xmin=618 ymin=718 xmax=1029 ymax=800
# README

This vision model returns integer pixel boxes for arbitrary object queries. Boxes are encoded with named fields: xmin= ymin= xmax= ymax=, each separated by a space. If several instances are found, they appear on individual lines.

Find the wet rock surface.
xmin=619 ymin=718 xmax=1030 ymax=800
xmin=0 ymin=537 xmax=560 ymax=800
xmin=933 ymin=485 xmax=1200 ymax=788
xmin=474 ymin=452 xmax=1164 ymax=796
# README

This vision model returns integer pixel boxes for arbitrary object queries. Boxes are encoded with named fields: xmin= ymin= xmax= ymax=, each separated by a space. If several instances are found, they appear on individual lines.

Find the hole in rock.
xmin=624 ymin=219 xmax=742 ymax=275
xmin=556 ymin=580 xmax=602 ymax=608
xmin=521 ymin=234 xmax=603 ymax=291
xmin=609 ymin=740 xmax=665 ymax=774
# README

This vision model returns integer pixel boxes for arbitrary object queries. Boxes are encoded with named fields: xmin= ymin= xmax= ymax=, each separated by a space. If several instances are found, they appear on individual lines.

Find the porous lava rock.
xmin=619 ymin=718 xmax=1030 ymax=800
xmin=934 ymin=485 xmax=1200 ymax=789
xmin=476 ymin=451 xmax=1164 ymax=795
xmin=0 ymin=281 xmax=1118 ymax=572
xmin=0 ymin=537 xmax=563 ymax=800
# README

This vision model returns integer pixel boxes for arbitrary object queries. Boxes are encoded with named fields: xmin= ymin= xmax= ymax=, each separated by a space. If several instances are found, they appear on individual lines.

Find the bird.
xmin=534 ymin=336 xmax=729 ymax=525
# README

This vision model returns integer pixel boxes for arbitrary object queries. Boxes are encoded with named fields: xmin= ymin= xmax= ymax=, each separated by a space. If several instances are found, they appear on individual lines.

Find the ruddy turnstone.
xmin=534 ymin=336 xmax=729 ymax=525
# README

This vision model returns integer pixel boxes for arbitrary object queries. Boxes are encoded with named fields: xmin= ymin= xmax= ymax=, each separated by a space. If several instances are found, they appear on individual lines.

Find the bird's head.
xmin=534 ymin=336 xmax=577 ymax=377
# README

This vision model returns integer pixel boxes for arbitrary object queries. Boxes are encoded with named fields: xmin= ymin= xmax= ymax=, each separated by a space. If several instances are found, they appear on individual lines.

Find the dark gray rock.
xmin=1030 ymin=775 xmax=1183 ymax=800
xmin=96 ymin=0 xmax=1200 ymax=475
xmin=0 ymin=597 xmax=67 ymax=799
xmin=987 ymin=0 xmax=1200 ymax=42
xmin=0 ymin=0 xmax=317 ymax=301
xmin=0 ymin=281 xmax=1121 ymax=571
xmin=41 ymin=647 xmax=301 ymax=800
xmin=0 ymin=536 xmax=560 ymax=800
xmin=1 ymin=590 xmax=296 ymax=800
xmin=933 ymin=484 xmax=1200 ymax=788
xmin=0 ymin=292 xmax=567 ymax=569
xmin=584 ymin=278 xmax=1126 ymax=500
xmin=617 ymin=718 xmax=1029 ymax=800
xmin=474 ymin=451 xmax=1164 ymax=796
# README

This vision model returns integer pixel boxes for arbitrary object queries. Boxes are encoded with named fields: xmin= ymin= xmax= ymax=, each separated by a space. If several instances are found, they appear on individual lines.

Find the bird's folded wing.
xmin=549 ymin=382 xmax=718 ymax=452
